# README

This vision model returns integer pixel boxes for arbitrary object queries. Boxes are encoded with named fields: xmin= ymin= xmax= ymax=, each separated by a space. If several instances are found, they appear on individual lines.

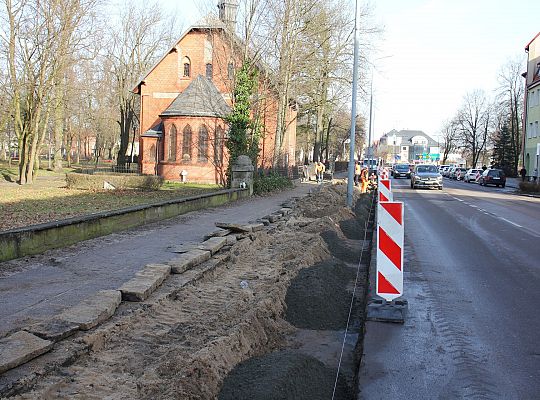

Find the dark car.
xmin=392 ymin=164 xmax=411 ymax=179
xmin=479 ymin=169 xmax=506 ymax=188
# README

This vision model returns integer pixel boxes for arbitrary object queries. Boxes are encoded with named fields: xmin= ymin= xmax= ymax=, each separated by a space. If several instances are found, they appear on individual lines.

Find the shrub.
xmin=253 ymin=172 xmax=293 ymax=195
xmin=519 ymin=181 xmax=540 ymax=193
xmin=66 ymin=173 xmax=164 ymax=191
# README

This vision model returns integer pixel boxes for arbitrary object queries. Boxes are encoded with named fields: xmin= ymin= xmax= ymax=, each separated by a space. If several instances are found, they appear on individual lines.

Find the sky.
xmin=143 ymin=0 xmax=538 ymax=142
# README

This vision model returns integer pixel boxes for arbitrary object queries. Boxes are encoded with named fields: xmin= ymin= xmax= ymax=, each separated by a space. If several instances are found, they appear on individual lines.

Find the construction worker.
xmin=360 ymin=167 xmax=369 ymax=193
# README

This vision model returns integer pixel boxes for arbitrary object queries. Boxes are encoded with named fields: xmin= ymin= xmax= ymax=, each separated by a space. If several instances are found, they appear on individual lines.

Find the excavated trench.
xmin=218 ymin=188 xmax=374 ymax=400
xmin=7 ymin=183 xmax=374 ymax=400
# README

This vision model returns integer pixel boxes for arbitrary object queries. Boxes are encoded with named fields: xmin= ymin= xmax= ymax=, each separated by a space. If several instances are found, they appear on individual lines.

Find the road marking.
xmin=498 ymin=217 xmax=523 ymax=228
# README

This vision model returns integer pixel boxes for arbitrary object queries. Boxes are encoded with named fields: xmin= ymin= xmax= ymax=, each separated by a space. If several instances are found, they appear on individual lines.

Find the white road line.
xmin=499 ymin=217 xmax=523 ymax=228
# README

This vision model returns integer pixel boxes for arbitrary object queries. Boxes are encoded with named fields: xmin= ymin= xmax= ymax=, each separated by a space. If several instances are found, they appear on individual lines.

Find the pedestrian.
xmin=316 ymin=161 xmax=325 ymax=183
xmin=360 ymin=167 xmax=369 ymax=193
xmin=482 ymin=165 xmax=487 ymax=171
xmin=519 ymin=166 xmax=527 ymax=182
xmin=302 ymin=164 xmax=309 ymax=182
xmin=354 ymin=161 xmax=361 ymax=186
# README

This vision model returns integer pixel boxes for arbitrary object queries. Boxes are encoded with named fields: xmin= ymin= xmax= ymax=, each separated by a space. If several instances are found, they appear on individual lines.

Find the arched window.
xmin=183 ymin=56 xmax=191 ymax=77
xmin=198 ymin=125 xmax=208 ymax=162
xmin=227 ymin=62 xmax=234 ymax=79
xmin=214 ymin=126 xmax=224 ymax=165
xmin=182 ymin=125 xmax=192 ymax=161
xmin=168 ymin=125 xmax=177 ymax=161
xmin=148 ymin=144 xmax=156 ymax=162
xmin=205 ymin=63 xmax=213 ymax=79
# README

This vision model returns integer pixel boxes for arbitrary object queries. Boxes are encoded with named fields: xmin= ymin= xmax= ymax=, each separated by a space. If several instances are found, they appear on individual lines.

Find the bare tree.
xmin=496 ymin=57 xmax=525 ymax=174
xmin=440 ymin=119 xmax=459 ymax=165
xmin=455 ymin=90 xmax=493 ymax=168
xmin=106 ymin=2 xmax=177 ymax=167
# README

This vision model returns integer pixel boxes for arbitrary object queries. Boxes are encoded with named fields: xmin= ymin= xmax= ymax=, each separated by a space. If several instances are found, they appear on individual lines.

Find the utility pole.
xmin=347 ymin=0 xmax=360 ymax=208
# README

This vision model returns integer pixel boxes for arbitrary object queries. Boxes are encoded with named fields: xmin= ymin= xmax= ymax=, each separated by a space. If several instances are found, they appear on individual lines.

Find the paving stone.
xmin=203 ymin=228 xmax=231 ymax=240
xmin=24 ymin=319 xmax=79 ymax=342
xmin=119 ymin=264 xmax=171 ymax=302
xmin=197 ymin=236 xmax=227 ymax=254
xmin=58 ymin=290 xmax=122 ymax=331
xmin=244 ymin=223 xmax=264 ymax=232
xmin=0 ymin=331 xmax=53 ymax=374
xmin=225 ymin=235 xmax=237 ymax=245
xmin=267 ymin=214 xmax=281 ymax=223
xmin=214 ymin=222 xmax=253 ymax=232
xmin=167 ymin=249 xmax=211 ymax=274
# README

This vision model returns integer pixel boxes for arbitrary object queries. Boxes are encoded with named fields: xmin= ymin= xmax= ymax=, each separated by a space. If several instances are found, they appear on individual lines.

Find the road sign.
xmin=378 ymin=179 xmax=393 ymax=202
xmin=376 ymin=201 xmax=404 ymax=301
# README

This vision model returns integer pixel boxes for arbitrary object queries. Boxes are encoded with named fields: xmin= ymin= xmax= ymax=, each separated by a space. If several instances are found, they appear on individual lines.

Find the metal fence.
xmin=74 ymin=164 xmax=142 ymax=175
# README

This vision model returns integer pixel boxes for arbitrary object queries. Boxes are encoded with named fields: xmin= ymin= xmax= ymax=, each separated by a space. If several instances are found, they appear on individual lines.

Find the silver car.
xmin=411 ymin=164 xmax=443 ymax=190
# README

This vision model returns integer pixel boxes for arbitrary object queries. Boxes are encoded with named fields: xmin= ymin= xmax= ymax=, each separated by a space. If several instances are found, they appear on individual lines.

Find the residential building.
xmin=133 ymin=0 xmax=297 ymax=183
xmin=524 ymin=32 xmax=540 ymax=179
xmin=377 ymin=129 xmax=440 ymax=164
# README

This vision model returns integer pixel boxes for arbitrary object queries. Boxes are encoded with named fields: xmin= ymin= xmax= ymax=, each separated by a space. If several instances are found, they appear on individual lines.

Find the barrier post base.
xmin=366 ymin=298 xmax=408 ymax=323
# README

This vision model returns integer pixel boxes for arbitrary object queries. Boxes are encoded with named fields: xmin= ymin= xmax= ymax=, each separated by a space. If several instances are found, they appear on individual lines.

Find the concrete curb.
xmin=0 ymin=188 xmax=250 ymax=263
xmin=0 ymin=198 xmax=302 ymax=388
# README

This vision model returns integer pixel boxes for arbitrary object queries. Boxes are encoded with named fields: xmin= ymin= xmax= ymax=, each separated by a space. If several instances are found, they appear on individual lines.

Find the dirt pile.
xmin=10 ymin=183 xmax=373 ymax=400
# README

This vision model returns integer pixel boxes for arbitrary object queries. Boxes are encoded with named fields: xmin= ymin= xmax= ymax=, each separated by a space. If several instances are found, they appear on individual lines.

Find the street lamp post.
xmin=346 ymin=0 xmax=360 ymax=208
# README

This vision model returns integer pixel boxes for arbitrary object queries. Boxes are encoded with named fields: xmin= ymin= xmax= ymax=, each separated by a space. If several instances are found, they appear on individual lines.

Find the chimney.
xmin=217 ymin=0 xmax=238 ymax=32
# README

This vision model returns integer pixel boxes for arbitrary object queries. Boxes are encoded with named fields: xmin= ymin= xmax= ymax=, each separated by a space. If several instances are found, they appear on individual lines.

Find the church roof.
xmin=160 ymin=75 xmax=231 ymax=118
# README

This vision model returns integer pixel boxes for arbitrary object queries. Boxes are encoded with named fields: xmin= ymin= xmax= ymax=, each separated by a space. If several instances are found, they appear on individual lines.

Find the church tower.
xmin=217 ymin=0 xmax=239 ymax=32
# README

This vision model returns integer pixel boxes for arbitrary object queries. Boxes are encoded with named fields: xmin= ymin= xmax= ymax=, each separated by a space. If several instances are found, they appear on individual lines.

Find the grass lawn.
xmin=0 ymin=162 xmax=223 ymax=232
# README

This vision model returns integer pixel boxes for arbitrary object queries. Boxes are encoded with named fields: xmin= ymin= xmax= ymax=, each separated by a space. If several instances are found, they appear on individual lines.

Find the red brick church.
xmin=133 ymin=0 xmax=297 ymax=184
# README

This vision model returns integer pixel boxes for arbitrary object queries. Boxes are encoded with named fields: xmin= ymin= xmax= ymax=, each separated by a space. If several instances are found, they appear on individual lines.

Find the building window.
xmin=148 ymin=144 xmax=156 ymax=162
xmin=206 ymin=63 xmax=213 ymax=79
xmin=402 ymin=146 xmax=407 ymax=151
xmin=227 ymin=62 xmax=234 ymax=79
xmin=535 ymin=121 xmax=539 ymax=138
xmin=529 ymin=123 xmax=533 ymax=139
xmin=198 ymin=125 xmax=208 ymax=162
xmin=168 ymin=125 xmax=177 ymax=161
xmin=214 ymin=126 xmax=224 ymax=165
xmin=183 ymin=56 xmax=191 ymax=77
xmin=182 ymin=125 xmax=192 ymax=161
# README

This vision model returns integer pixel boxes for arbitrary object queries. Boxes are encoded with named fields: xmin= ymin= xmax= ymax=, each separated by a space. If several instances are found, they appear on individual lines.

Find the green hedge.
xmin=253 ymin=172 xmax=293 ymax=195
xmin=519 ymin=181 xmax=540 ymax=193
xmin=66 ymin=173 xmax=164 ymax=191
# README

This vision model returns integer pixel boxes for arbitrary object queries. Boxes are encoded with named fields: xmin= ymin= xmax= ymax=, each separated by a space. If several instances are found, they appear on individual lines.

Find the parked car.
xmin=441 ymin=166 xmax=451 ymax=177
xmin=452 ymin=167 xmax=468 ymax=180
xmin=446 ymin=166 xmax=457 ymax=178
xmin=411 ymin=164 xmax=443 ymax=190
xmin=439 ymin=165 xmax=450 ymax=174
xmin=478 ymin=169 xmax=506 ymax=187
xmin=464 ymin=168 xmax=483 ymax=183
xmin=392 ymin=163 xmax=411 ymax=179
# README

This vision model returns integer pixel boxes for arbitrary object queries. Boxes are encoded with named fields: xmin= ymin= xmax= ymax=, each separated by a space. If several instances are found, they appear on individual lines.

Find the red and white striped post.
xmin=378 ymin=179 xmax=393 ymax=202
xmin=376 ymin=201 xmax=404 ymax=301
xmin=457 ymin=169 xmax=462 ymax=180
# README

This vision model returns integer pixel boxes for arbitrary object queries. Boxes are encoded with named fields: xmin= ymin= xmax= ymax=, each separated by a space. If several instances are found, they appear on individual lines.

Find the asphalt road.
xmin=359 ymin=177 xmax=540 ymax=399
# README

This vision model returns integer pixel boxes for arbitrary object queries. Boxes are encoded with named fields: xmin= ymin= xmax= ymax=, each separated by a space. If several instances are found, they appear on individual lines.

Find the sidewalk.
xmin=0 ymin=182 xmax=316 ymax=338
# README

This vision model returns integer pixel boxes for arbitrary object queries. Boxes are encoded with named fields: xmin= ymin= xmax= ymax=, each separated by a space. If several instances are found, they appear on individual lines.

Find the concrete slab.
xmin=0 ymin=331 xmax=53 ymax=374
xmin=58 ymin=290 xmax=121 ymax=331
xmin=119 ymin=264 xmax=171 ymax=302
xmin=24 ymin=319 xmax=79 ymax=342
xmin=244 ymin=223 xmax=264 ymax=232
xmin=197 ymin=236 xmax=227 ymax=254
xmin=204 ymin=228 xmax=231 ymax=240
xmin=214 ymin=222 xmax=253 ymax=232
xmin=225 ymin=235 xmax=237 ymax=245
xmin=167 ymin=249 xmax=211 ymax=274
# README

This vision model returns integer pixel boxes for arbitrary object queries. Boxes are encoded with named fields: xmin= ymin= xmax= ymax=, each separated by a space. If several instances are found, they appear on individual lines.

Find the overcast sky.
xmin=153 ymin=0 xmax=538 ymax=142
